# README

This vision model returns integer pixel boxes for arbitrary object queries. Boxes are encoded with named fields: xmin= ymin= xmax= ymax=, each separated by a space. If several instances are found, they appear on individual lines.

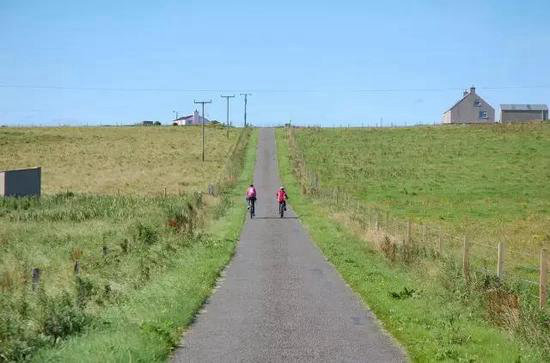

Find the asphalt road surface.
xmin=172 ymin=128 xmax=407 ymax=362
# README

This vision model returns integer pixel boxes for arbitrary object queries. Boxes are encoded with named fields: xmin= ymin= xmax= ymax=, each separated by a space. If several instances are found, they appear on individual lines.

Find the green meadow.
xmin=291 ymin=123 xmax=550 ymax=250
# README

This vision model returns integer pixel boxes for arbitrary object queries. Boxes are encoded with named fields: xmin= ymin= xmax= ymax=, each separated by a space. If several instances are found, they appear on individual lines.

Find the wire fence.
xmin=286 ymin=126 xmax=549 ymax=309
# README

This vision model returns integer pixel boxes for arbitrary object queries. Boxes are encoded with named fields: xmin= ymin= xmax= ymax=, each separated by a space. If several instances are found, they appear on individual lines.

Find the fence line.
xmin=285 ymin=126 xmax=549 ymax=309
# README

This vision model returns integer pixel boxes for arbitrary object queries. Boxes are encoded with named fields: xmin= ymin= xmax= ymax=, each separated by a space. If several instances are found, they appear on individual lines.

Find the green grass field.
xmin=291 ymin=123 xmax=550 ymax=250
xmin=0 ymin=127 xmax=256 ymax=361
xmin=276 ymin=127 xmax=549 ymax=362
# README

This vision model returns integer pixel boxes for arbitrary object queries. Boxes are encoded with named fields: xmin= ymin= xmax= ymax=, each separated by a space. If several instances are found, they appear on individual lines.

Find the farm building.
xmin=173 ymin=110 xmax=210 ymax=126
xmin=500 ymin=104 xmax=548 ymax=122
xmin=442 ymin=87 xmax=495 ymax=124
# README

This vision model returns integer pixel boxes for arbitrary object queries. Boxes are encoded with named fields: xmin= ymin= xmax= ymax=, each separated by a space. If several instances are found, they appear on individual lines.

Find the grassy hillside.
xmin=0 ymin=126 xmax=239 ymax=195
xmin=292 ymin=123 xmax=550 ymax=249
xmin=0 ymin=127 xmax=256 ymax=361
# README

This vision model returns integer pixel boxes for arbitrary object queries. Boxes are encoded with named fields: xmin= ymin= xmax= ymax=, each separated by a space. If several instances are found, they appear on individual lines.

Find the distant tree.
xmin=154 ymin=121 xmax=162 ymax=126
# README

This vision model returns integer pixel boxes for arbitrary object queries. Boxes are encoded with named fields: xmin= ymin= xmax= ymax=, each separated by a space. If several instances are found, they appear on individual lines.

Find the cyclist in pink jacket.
xmin=246 ymin=184 xmax=257 ymax=211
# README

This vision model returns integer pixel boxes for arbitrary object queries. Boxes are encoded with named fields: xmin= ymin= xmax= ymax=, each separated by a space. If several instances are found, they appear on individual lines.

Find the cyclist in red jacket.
xmin=276 ymin=187 xmax=288 ymax=211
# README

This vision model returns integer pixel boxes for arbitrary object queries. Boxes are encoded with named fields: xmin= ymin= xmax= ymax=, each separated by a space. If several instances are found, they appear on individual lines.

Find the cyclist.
xmin=276 ymin=186 xmax=288 ymax=211
xmin=246 ymin=184 xmax=257 ymax=211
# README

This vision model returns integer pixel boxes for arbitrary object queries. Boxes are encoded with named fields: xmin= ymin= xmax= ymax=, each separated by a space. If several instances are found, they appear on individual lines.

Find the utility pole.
xmin=221 ymin=95 xmax=235 ymax=127
xmin=172 ymin=110 xmax=179 ymax=125
xmin=240 ymin=93 xmax=251 ymax=127
xmin=194 ymin=100 xmax=212 ymax=162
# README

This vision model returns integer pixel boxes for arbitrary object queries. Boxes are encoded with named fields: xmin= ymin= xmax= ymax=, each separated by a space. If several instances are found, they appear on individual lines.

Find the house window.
xmin=474 ymin=99 xmax=481 ymax=107
xmin=479 ymin=111 xmax=488 ymax=119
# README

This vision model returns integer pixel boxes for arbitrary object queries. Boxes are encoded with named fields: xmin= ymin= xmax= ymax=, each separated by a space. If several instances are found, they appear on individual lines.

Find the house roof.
xmin=174 ymin=114 xmax=210 ymax=122
xmin=500 ymin=104 xmax=548 ymax=111
xmin=446 ymin=93 xmax=469 ymax=112
xmin=175 ymin=115 xmax=193 ymax=121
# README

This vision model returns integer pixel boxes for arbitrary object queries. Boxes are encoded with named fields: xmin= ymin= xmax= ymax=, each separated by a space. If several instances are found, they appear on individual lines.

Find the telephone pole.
xmin=172 ymin=110 xmax=179 ymax=125
xmin=194 ymin=100 xmax=212 ymax=162
xmin=221 ymin=95 xmax=235 ymax=127
xmin=240 ymin=93 xmax=251 ymax=127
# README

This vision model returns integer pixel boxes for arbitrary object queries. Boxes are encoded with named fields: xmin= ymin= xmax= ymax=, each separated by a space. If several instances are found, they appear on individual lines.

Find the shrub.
xmin=379 ymin=235 xmax=397 ymax=262
xmin=133 ymin=223 xmax=159 ymax=246
xmin=165 ymin=200 xmax=198 ymax=235
xmin=0 ymin=296 xmax=45 ymax=362
xmin=75 ymin=276 xmax=95 ymax=309
xmin=40 ymin=291 xmax=90 ymax=341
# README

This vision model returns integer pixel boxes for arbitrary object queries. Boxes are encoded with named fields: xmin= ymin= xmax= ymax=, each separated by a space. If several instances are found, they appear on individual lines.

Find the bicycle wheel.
xmin=250 ymin=200 xmax=255 ymax=218
xmin=279 ymin=203 xmax=284 ymax=218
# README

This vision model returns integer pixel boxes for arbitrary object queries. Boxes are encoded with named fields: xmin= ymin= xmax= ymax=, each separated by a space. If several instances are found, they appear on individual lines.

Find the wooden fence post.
xmin=540 ymin=248 xmax=548 ymax=309
xmin=74 ymin=260 xmax=81 ymax=275
xmin=163 ymin=187 xmax=167 ymax=198
xmin=463 ymin=236 xmax=470 ymax=282
xmin=497 ymin=242 xmax=505 ymax=279
xmin=375 ymin=213 xmax=379 ymax=231
xmin=31 ymin=268 xmax=41 ymax=291
xmin=102 ymin=245 xmax=108 ymax=257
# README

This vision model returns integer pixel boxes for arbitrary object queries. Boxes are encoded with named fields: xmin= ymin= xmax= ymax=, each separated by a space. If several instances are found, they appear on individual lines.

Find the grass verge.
xmin=275 ymin=128 xmax=545 ymax=362
xmin=1 ymin=129 xmax=257 ymax=362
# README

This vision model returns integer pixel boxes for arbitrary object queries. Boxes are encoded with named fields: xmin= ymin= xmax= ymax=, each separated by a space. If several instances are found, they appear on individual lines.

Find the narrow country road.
xmin=172 ymin=128 xmax=407 ymax=362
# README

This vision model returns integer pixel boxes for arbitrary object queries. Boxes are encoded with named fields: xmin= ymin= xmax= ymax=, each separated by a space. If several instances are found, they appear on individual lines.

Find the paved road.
xmin=172 ymin=129 xmax=406 ymax=362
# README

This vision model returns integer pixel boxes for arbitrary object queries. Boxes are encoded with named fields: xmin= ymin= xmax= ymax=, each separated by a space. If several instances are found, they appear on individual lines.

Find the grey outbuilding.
xmin=500 ymin=104 xmax=548 ymax=123
xmin=442 ymin=87 xmax=495 ymax=124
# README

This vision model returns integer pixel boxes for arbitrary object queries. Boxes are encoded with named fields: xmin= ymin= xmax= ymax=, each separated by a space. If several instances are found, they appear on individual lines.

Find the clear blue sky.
xmin=1 ymin=0 xmax=549 ymax=126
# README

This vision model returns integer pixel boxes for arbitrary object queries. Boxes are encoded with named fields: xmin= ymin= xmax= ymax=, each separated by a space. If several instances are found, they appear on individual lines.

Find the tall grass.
xmin=0 ymin=127 xmax=254 ymax=361
xmin=0 ymin=193 xmax=206 ymax=360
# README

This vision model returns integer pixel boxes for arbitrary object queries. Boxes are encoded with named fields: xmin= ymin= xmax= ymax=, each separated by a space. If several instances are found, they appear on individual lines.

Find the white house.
xmin=173 ymin=110 xmax=209 ymax=126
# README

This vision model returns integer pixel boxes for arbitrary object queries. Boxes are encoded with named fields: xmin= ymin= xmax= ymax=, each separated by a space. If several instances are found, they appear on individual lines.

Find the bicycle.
xmin=248 ymin=197 xmax=256 ymax=218
xmin=278 ymin=201 xmax=285 ymax=218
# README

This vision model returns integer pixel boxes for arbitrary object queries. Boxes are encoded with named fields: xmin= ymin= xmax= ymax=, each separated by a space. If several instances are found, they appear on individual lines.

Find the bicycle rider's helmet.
xmin=280 ymin=186 xmax=284 ymax=190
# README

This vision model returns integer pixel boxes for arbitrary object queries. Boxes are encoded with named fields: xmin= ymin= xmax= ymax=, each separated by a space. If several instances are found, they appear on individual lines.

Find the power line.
xmin=3 ymin=84 xmax=550 ymax=93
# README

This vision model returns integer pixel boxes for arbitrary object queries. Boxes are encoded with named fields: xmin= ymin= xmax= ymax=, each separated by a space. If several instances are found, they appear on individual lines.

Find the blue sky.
xmin=1 ymin=0 xmax=549 ymax=126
